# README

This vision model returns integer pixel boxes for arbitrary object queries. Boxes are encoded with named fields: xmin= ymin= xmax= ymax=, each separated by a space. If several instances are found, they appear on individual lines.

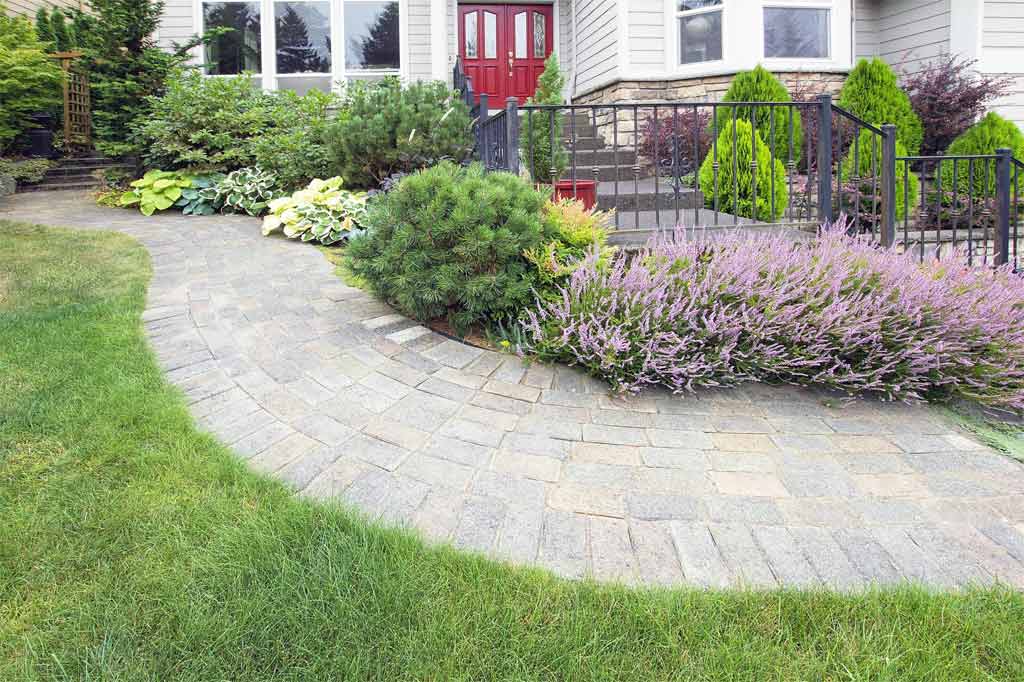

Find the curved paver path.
xmin=5 ymin=191 xmax=1024 ymax=589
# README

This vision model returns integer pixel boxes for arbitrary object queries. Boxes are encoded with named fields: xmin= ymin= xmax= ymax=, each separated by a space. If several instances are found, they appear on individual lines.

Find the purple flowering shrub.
xmin=521 ymin=220 xmax=1024 ymax=409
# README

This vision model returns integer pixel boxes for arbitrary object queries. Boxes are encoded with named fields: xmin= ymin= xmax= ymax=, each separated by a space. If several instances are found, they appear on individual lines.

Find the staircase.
xmin=18 ymin=156 xmax=135 ymax=193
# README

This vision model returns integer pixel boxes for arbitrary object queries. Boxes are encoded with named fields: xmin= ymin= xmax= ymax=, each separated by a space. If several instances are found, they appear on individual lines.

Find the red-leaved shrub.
xmin=637 ymin=108 xmax=711 ymax=178
xmin=522 ymin=219 xmax=1024 ymax=409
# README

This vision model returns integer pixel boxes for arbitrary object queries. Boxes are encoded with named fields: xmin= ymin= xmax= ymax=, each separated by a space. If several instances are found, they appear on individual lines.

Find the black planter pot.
xmin=28 ymin=112 xmax=55 ymax=159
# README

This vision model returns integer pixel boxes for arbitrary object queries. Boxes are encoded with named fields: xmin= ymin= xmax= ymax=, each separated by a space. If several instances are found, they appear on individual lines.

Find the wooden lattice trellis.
xmin=52 ymin=51 xmax=91 ymax=152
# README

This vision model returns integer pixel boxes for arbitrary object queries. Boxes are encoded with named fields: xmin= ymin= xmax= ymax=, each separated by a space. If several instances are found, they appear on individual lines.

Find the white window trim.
xmin=660 ymin=0 xmax=850 ymax=81
xmin=194 ymin=0 xmax=408 ymax=91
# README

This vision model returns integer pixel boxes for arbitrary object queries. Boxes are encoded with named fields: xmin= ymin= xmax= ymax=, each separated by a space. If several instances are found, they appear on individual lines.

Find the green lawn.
xmin=2 ymin=220 xmax=1023 ymax=681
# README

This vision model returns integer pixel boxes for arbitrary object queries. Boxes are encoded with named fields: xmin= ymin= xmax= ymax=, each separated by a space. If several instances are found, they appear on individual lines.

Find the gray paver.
xmin=16 ymin=191 xmax=1023 ymax=591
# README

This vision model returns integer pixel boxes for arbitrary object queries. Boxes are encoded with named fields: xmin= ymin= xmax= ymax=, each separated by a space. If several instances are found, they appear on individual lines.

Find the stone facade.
xmin=573 ymin=72 xmax=848 ymax=148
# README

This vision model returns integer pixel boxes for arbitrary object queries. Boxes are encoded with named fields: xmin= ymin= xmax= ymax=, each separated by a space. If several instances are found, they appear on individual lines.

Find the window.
xmin=514 ymin=10 xmax=527 ymax=59
xmin=203 ymin=1 xmax=262 ymax=74
xmin=764 ymin=6 xmax=830 ymax=59
xmin=464 ymin=10 xmax=477 ymax=59
xmin=532 ymin=10 xmax=545 ymax=58
xmin=676 ymin=1 xmax=723 ymax=65
xmin=275 ymin=1 xmax=331 ymax=73
xmin=344 ymin=0 xmax=400 ymax=71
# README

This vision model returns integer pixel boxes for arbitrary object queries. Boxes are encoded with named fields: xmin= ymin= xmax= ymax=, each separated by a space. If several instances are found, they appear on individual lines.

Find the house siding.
xmin=627 ymin=0 xmax=662 ymax=74
xmin=4 ymin=0 xmax=83 ymax=18
xmin=982 ymin=1 xmax=1024 ymax=129
xmin=854 ymin=0 xmax=879 ymax=59
xmin=573 ymin=0 xmax=618 ymax=95
xmin=406 ymin=0 xmax=433 ymax=82
xmin=874 ymin=0 xmax=950 ymax=75
xmin=157 ymin=0 xmax=195 ymax=51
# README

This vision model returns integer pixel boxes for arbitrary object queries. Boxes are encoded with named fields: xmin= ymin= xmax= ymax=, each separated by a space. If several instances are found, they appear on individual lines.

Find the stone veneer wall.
xmin=573 ymin=72 xmax=848 ymax=148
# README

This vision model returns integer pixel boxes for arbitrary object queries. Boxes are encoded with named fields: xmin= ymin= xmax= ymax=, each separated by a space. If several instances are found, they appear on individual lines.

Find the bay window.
xmin=201 ymin=0 xmax=402 ymax=91
xmin=763 ymin=5 xmax=830 ymax=59
xmin=676 ymin=1 xmax=723 ymax=65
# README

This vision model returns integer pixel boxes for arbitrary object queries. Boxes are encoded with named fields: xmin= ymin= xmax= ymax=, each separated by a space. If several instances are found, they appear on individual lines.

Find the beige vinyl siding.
xmin=573 ymin=0 xmax=618 ymax=95
xmin=875 ymin=0 xmax=950 ymax=75
xmin=406 ymin=0 xmax=432 ymax=81
xmin=854 ymin=0 xmax=879 ymax=59
xmin=157 ymin=0 xmax=195 ymax=50
xmin=5 ymin=0 xmax=83 ymax=18
xmin=983 ymin=1 xmax=1024 ymax=129
xmin=627 ymin=0 xmax=663 ymax=73
xmin=559 ymin=0 xmax=573 ymax=96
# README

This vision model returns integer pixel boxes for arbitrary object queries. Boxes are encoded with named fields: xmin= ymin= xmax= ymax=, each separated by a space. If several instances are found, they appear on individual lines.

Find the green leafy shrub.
xmin=523 ymin=53 xmax=567 ymax=184
xmin=325 ymin=78 xmax=474 ymax=188
xmin=205 ymin=166 xmax=279 ymax=216
xmin=526 ymin=199 xmax=615 ymax=299
xmin=175 ymin=173 xmax=224 ymax=215
xmin=0 ymin=11 xmax=63 ymax=153
xmin=119 ymin=169 xmax=193 ymax=216
xmin=838 ymin=58 xmax=923 ymax=155
xmin=261 ymin=177 xmax=369 ymax=245
xmin=698 ymin=119 xmax=788 ymax=221
xmin=347 ymin=162 xmax=549 ymax=333
xmin=713 ymin=66 xmax=803 ymax=166
xmin=939 ymin=112 xmax=1024 ymax=197
xmin=0 ymin=158 xmax=55 ymax=185
xmin=249 ymin=89 xmax=336 ymax=190
xmin=837 ymin=128 xmax=919 ymax=227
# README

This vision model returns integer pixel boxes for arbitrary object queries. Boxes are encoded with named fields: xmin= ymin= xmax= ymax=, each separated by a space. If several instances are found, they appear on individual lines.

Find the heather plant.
xmin=698 ymin=119 xmax=788 ymax=221
xmin=638 ymin=108 xmax=711 ymax=179
xmin=347 ymin=162 xmax=549 ymax=334
xmin=713 ymin=66 xmax=804 ymax=166
xmin=838 ymin=58 xmax=923 ymax=154
xmin=902 ymin=55 xmax=1012 ymax=156
xmin=522 ymin=221 xmax=1024 ymax=409
xmin=939 ymin=112 xmax=1024 ymax=198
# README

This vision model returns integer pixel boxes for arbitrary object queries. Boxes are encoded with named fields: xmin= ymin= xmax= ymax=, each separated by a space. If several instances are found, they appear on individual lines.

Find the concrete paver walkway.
xmin=4 ymin=191 xmax=1024 ymax=589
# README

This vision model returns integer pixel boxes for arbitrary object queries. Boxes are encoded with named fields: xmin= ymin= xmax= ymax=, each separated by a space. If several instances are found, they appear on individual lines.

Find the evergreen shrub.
xmin=698 ymin=119 xmax=788 ymax=221
xmin=522 ymin=53 xmax=567 ymax=184
xmin=713 ymin=66 xmax=804 ymax=166
xmin=838 ymin=58 xmax=923 ymax=154
xmin=939 ymin=112 xmax=1024 ymax=197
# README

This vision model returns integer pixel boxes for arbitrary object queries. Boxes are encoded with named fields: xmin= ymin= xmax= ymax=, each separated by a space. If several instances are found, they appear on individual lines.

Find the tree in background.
xmin=275 ymin=5 xmax=329 ymax=74
xmin=353 ymin=2 xmax=398 ymax=69
xmin=0 ymin=7 xmax=63 ymax=153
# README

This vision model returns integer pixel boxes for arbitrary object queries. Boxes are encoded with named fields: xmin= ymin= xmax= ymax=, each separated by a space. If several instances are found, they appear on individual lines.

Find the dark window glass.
xmin=345 ymin=1 xmax=400 ymax=70
xmin=276 ymin=1 xmax=331 ymax=73
xmin=204 ymin=1 xmax=262 ymax=74
xmin=764 ymin=7 xmax=830 ymax=58
xmin=679 ymin=11 xmax=722 ymax=64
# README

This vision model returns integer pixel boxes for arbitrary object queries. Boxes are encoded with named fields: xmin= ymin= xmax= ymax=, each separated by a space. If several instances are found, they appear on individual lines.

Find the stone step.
xmin=19 ymin=179 xmax=101 ymax=192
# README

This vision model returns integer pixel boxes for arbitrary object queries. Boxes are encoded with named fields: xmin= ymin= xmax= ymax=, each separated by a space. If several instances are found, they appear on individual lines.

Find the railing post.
xmin=996 ymin=147 xmax=1012 ymax=266
xmin=817 ymin=93 xmax=833 ymax=225
xmin=477 ymin=93 xmax=488 ymax=165
xmin=506 ymin=97 xmax=520 ymax=175
xmin=880 ymin=124 xmax=897 ymax=248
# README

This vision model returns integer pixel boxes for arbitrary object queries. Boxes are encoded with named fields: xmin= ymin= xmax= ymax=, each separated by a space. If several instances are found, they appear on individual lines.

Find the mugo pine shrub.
xmin=698 ymin=119 xmax=788 ymax=221
xmin=521 ymin=220 xmax=1024 ymax=410
xmin=347 ymin=162 xmax=550 ymax=334
xmin=713 ymin=66 xmax=804 ymax=166
xmin=326 ymin=78 xmax=474 ymax=188
xmin=838 ymin=58 xmax=923 ymax=155
xmin=939 ymin=112 xmax=1024 ymax=197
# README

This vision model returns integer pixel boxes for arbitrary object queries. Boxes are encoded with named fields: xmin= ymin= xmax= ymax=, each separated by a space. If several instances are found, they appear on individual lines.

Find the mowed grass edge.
xmin=1 ymin=220 xmax=1022 ymax=681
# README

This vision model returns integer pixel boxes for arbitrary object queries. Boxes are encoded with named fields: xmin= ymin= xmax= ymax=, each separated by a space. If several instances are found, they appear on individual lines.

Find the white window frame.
xmin=671 ymin=1 xmax=726 ymax=74
xmin=195 ymin=0 xmax=408 ymax=91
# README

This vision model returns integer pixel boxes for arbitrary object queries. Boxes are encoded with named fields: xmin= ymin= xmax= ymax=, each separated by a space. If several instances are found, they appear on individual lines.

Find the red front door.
xmin=458 ymin=4 xmax=554 ymax=106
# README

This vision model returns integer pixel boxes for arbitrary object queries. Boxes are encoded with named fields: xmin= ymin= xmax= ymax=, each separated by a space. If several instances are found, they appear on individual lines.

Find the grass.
xmin=2 ymin=220 xmax=1024 ymax=681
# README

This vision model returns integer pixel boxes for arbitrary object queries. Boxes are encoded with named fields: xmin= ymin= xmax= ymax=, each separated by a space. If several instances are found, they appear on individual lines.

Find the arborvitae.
xmin=34 ymin=8 xmax=55 ymax=49
xmin=714 ymin=65 xmax=804 ymax=166
xmin=698 ymin=119 xmax=789 ymax=221
xmin=49 ymin=9 xmax=72 ymax=51
xmin=940 ymin=112 xmax=1024 ymax=196
xmin=841 ymin=128 xmax=919 ymax=220
xmin=838 ymin=58 xmax=924 ymax=154
xmin=523 ymin=53 xmax=567 ymax=184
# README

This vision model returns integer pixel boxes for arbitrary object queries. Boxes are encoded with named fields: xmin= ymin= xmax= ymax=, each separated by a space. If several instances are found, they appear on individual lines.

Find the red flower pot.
xmin=551 ymin=179 xmax=598 ymax=210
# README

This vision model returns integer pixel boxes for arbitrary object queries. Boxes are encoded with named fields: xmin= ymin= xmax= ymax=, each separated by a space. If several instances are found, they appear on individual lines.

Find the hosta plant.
xmin=206 ymin=166 xmax=279 ymax=216
xmin=261 ymin=176 xmax=369 ymax=245
xmin=176 ymin=173 xmax=224 ymax=215
xmin=118 ymin=170 xmax=193 ymax=216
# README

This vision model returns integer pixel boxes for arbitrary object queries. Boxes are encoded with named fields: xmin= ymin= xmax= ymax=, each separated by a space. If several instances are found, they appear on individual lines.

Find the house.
xmin=156 ymin=0 xmax=1024 ymax=129
xmin=5 ymin=0 xmax=85 ymax=18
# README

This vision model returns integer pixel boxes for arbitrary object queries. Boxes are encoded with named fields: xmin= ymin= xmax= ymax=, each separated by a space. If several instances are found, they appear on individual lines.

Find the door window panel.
xmin=514 ymin=11 xmax=527 ymax=59
xmin=484 ymin=11 xmax=497 ymax=59
xmin=464 ymin=10 xmax=477 ymax=59
xmin=532 ymin=11 xmax=545 ymax=58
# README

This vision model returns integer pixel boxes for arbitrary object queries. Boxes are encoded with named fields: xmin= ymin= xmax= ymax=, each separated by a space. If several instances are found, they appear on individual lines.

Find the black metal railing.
xmin=470 ymin=93 xmax=1023 ymax=269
